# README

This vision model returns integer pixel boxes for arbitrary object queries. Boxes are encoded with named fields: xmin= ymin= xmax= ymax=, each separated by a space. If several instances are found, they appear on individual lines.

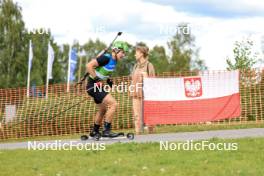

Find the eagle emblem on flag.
xmin=184 ymin=77 xmax=202 ymax=97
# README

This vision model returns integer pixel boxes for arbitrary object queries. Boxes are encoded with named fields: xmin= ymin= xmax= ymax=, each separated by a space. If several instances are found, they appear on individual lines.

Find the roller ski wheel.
xmin=80 ymin=132 xmax=101 ymax=141
xmin=126 ymin=133 xmax=134 ymax=140
xmin=80 ymin=135 xmax=89 ymax=141
xmin=94 ymin=132 xmax=101 ymax=141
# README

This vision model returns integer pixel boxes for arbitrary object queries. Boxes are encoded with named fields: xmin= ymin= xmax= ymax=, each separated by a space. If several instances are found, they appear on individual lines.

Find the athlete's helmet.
xmin=112 ymin=41 xmax=129 ymax=53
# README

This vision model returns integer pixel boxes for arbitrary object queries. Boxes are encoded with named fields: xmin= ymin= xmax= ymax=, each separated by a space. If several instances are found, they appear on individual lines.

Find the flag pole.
xmin=67 ymin=45 xmax=71 ymax=92
xmin=26 ymin=40 xmax=32 ymax=98
xmin=46 ymin=42 xmax=50 ymax=99
xmin=45 ymin=69 xmax=49 ymax=99
xmin=45 ymin=41 xmax=55 ymax=99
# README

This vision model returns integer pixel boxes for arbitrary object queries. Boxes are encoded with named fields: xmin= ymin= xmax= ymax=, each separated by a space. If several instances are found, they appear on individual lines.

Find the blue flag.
xmin=69 ymin=48 xmax=77 ymax=81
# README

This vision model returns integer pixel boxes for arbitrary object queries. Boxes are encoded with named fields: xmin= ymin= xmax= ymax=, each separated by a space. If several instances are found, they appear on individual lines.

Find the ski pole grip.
xmin=96 ymin=48 xmax=108 ymax=58
xmin=76 ymin=72 xmax=89 ymax=86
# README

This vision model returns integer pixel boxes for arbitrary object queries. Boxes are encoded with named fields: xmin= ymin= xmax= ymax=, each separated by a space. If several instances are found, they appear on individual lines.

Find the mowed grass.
xmin=154 ymin=122 xmax=264 ymax=133
xmin=0 ymin=137 xmax=264 ymax=176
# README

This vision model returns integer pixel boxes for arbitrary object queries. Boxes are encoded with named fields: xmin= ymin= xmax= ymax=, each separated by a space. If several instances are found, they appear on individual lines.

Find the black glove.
xmin=106 ymin=78 xmax=113 ymax=88
xmin=93 ymin=76 xmax=101 ymax=82
xmin=93 ymin=76 xmax=103 ymax=87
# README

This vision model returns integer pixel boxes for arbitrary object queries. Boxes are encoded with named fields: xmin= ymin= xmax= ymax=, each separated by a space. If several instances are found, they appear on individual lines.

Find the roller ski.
xmin=80 ymin=132 xmax=134 ymax=141
xmin=81 ymin=122 xmax=134 ymax=141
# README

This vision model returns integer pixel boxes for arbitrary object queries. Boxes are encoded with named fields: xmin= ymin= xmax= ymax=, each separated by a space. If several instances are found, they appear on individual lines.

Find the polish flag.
xmin=143 ymin=70 xmax=241 ymax=125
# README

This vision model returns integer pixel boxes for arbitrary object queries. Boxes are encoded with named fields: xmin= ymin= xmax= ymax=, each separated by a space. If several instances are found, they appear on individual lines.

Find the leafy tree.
xmin=148 ymin=45 xmax=169 ymax=74
xmin=82 ymin=39 xmax=106 ymax=60
xmin=25 ymin=30 xmax=64 ymax=86
xmin=226 ymin=39 xmax=263 ymax=121
xmin=51 ymin=42 xmax=68 ymax=84
xmin=226 ymin=39 xmax=258 ymax=70
xmin=0 ymin=0 xmax=27 ymax=88
xmin=79 ymin=39 xmax=106 ymax=78
xmin=167 ymin=23 xmax=206 ymax=73
xmin=0 ymin=3 xmax=207 ymax=89
xmin=191 ymin=48 xmax=207 ymax=71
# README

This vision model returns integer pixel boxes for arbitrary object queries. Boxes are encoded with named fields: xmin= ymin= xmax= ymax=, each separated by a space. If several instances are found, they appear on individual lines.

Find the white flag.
xmin=47 ymin=42 xmax=55 ymax=79
xmin=28 ymin=40 xmax=33 ymax=70
xmin=27 ymin=40 xmax=34 ymax=97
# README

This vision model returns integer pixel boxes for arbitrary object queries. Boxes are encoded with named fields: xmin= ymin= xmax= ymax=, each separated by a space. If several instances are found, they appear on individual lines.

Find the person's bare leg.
xmin=133 ymin=98 xmax=154 ymax=134
xmin=132 ymin=98 xmax=142 ymax=134
xmin=102 ymin=94 xmax=118 ymax=123
xmin=101 ymin=94 xmax=119 ymax=137
xmin=95 ymin=103 xmax=107 ymax=125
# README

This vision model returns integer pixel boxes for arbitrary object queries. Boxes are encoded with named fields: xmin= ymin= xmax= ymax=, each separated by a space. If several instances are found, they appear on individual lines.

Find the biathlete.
xmin=86 ymin=41 xmax=128 ymax=138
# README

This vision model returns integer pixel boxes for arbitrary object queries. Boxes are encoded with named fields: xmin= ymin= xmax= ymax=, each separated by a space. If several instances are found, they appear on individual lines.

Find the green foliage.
xmin=57 ymin=44 xmax=70 ymax=82
xmin=0 ymin=0 xmax=65 ymax=87
xmin=226 ymin=39 xmax=259 ymax=70
xmin=77 ymin=39 xmax=107 ymax=80
xmin=0 ymin=1 xmax=207 ymax=88
xmin=148 ymin=45 xmax=169 ymax=74
xmin=226 ymin=40 xmax=262 ymax=121
xmin=167 ymin=23 xmax=207 ymax=73
xmin=191 ymin=48 xmax=208 ymax=71
xmin=0 ymin=0 xmax=27 ymax=88
xmin=26 ymin=31 xmax=57 ymax=85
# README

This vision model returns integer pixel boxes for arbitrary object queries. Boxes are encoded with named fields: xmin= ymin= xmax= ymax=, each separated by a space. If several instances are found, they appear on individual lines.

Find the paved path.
xmin=1 ymin=128 xmax=264 ymax=150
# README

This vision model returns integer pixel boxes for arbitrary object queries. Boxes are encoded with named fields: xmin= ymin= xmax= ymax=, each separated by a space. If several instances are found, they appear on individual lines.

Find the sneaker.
xmin=102 ymin=121 xmax=119 ymax=138
xmin=102 ymin=130 xmax=120 ymax=138
xmin=90 ymin=123 xmax=100 ymax=137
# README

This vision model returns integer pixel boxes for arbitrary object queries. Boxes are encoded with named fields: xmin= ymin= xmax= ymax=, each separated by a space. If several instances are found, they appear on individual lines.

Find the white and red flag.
xmin=143 ymin=70 xmax=241 ymax=125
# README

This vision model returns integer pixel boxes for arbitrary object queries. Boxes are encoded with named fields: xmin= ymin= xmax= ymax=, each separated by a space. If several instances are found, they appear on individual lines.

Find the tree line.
xmin=1 ymin=0 xmax=208 ymax=88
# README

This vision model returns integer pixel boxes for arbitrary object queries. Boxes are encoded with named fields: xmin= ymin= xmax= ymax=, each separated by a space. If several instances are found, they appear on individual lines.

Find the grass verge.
xmin=0 ymin=137 xmax=263 ymax=176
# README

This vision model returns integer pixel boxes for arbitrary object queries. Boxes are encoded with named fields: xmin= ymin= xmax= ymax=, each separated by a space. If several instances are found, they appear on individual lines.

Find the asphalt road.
xmin=1 ymin=128 xmax=264 ymax=150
